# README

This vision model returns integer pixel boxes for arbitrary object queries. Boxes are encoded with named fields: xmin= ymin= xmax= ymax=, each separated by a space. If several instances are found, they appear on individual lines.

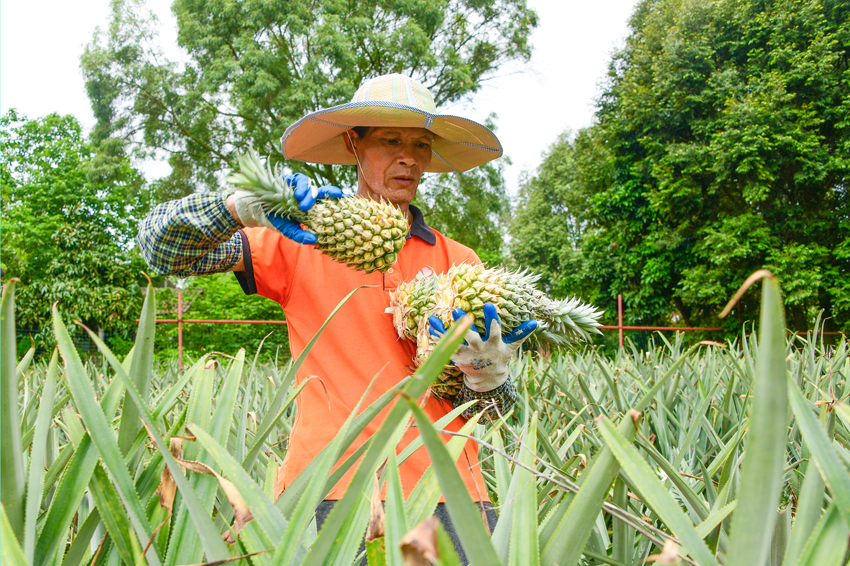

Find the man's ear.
xmin=342 ymin=130 xmax=359 ymax=156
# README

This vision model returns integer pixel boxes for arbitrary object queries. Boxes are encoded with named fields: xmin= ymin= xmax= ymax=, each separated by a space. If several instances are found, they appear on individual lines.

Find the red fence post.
xmin=618 ymin=294 xmax=624 ymax=349
xmin=177 ymin=289 xmax=183 ymax=372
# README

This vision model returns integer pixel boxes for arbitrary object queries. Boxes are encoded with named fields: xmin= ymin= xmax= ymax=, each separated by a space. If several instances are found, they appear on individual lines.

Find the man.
xmin=138 ymin=73 xmax=536 ymax=559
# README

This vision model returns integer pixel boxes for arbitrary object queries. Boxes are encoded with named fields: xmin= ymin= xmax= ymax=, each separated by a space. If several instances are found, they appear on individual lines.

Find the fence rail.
xmin=150 ymin=291 xmax=734 ymax=369
xmin=600 ymin=294 xmax=722 ymax=348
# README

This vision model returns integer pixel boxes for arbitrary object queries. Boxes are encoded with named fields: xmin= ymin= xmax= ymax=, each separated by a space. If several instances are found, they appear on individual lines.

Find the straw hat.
xmin=280 ymin=74 xmax=503 ymax=173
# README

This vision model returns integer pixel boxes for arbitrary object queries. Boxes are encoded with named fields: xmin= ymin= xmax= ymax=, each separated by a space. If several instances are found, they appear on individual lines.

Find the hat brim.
xmin=280 ymin=101 xmax=503 ymax=173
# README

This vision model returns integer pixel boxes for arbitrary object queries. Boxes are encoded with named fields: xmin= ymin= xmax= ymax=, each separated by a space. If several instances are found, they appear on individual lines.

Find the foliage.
xmin=4 ymin=269 xmax=850 ymax=565
xmin=0 ymin=110 xmax=149 ymax=350
xmin=509 ymin=128 xmax=612 ymax=298
xmin=153 ymin=272 xmax=290 ymax=364
xmin=81 ymin=0 xmax=538 ymax=199
xmin=511 ymin=0 xmax=850 ymax=332
xmin=415 ymin=117 xmax=511 ymax=264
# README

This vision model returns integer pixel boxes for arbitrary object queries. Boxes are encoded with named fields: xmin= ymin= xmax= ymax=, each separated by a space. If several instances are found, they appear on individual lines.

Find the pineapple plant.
xmin=386 ymin=263 xmax=605 ymax=397
xmin=227 ymin=150 xmax=408 ymax=274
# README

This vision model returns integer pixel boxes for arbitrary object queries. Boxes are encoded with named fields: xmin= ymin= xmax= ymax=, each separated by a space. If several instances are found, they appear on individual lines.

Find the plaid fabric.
xmin=455 ymin=379 xmax=517 ymax=421
xmin=136 ymin=193 xmax=243 ymax=277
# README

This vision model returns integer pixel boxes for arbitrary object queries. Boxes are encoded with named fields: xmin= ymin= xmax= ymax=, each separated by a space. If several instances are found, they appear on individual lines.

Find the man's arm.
xmin=137 ymin=193 xmax=245 ymax=276
xmin=455 ymin=380 xmax=518 ymax=421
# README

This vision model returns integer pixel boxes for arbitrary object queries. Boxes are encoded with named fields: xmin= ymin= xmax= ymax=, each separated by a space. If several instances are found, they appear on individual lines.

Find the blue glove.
xmin=283 ymin=173 xmax=344 ymax=211
xmin=428 ymin=303 xmax=538 ymax=392
xmin=266 ymin=174 xmax=344 ymax=244
xmin=233 ymin=172 xmax=342 ymax=244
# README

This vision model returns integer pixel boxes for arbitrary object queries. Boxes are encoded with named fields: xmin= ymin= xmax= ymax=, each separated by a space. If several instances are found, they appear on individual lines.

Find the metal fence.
xmin=152 ymin=291 xmax=734 ymax=369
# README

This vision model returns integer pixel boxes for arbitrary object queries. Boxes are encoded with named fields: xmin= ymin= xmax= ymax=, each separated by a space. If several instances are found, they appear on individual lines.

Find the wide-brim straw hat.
xmin=280 ymin=74 xmax=503 ymax=173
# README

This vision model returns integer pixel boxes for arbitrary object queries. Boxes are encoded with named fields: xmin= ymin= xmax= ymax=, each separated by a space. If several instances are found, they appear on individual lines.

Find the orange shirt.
xmin=236 ymin=210 xmax=488 ymax=501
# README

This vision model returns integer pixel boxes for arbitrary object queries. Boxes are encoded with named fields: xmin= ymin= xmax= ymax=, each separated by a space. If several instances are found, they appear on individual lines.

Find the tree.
xmin=81 ymin=0 xmax=538 ymax=200
xmin=152 ymin=272 xmax=290 ymax=363
xmin=0 ymin=110 xmax=149 ymax=348
xmin=510 ymin=128 xmax=613 ymax=298
xmin=414 ymin=116 xmax=510 ymax=264
xmin=515 ymin=0 xmax=850 ymax=332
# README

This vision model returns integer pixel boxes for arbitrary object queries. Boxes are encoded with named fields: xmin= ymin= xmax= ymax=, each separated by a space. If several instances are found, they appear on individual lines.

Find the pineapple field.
xmin=2 ymin=274 xmax=849 ymax=566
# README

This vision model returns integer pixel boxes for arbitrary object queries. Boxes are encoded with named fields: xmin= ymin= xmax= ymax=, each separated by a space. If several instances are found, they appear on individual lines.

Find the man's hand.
xmin=429 ymin=303 xmax=538 ymax=392
xmin=231 ymin=173 xmax=343 ymax=244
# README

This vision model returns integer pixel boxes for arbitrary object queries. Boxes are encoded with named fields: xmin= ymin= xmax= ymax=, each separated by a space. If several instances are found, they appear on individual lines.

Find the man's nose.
xmin=396 ymin=142 xmax=419 ymax=165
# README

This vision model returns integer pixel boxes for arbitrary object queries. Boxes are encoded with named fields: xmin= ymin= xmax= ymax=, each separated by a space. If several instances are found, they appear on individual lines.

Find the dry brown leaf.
xmin=646 ymin=538 xmax=681 ymax=564
xmin=400 ymin=516 xmax=439 ymax=566
xmin=176 ymin=458 xmax=255 ymax=543
xmin=154 ymin=437 xmax=184 ymax=512
xmin=629 ymin=408 xmax=642 ymax=428
xmin=365 ymin=463 xmax=386 ymax=542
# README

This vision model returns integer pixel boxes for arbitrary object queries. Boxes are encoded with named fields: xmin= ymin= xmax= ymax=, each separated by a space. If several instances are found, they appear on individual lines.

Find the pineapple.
xmin=387 ymin=264 xmax=604 ymax=397
xmin=227 ymin=150 xmax=408 ymax=273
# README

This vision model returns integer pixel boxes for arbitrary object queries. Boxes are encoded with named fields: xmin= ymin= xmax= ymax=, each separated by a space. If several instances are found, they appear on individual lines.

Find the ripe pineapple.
xmin=387 ymin=264 xmax=604 ymax=397
xmin=227 ymin=150 xmax=408 ymax=273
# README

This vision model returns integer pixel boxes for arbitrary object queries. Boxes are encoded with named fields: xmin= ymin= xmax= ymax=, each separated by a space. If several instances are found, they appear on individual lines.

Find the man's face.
xmin=347 ymin=127 xmax=434 ymax=205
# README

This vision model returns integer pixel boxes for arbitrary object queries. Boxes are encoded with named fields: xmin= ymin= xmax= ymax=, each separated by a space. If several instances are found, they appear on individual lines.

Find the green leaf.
xmin=366 ymin=538 xmax=387 ymax=566
xmin=89 ymin=464 xmax=138 ymax=565
xmin=275 ymin=377 xmax=409 ymax=519
xmin=435 ymin=521 xmax=464 ymax=566
xmin=34 ymin=377 xmax=125 ymax=566
xmin=302 ymin=316 xmax=472 ymax=565
xmin=783 ymin=413 xmax=829 ymax=566
xmin=508 ymin=413 xmax=539 ymax=566
xmin=1 ymin=504 xmax=28 ymax=566
xmin=272 ymin=376 xmax=378 ymax=566
xmin=404 ymin=396 xmax=502 ymax=566
xmin=695 ymin=501 xmax=737 ymax=539
xmin=187 ymin=424 xmax=288 ymax=544
xmin=597 ymin=417 xmax=719 ymax=566
xmin=15 ymin=342 xmax=35 ymax=386
xmin=793 ymin=502 xmax=850 ymax=566
xmin=726 ymin=276 xmax=790 ymax=566
xmin=52 ymin=305 xmax=163 ymax=566
xmin=611 ymin=478 xmax=634 ymax=565
xmin=79 ymin=315 xmax=232 ymax=563
xmin=383 ymin=450 xmax=407 ymax=566
xmin=244 ymin=286 xmax=363 ymax=471
xmin=116 ymin=279 xmax=156 ymax=459
xmin=60 ymin=509 xmax=102 ymax=566
xmin=23 ymin=348 xmax=59 ymax=563
xmin=1 ymin=281 xmax=25 ymax=541
xmin=787 ymin=377 xmax=850 ymax=527
xmin=404 ymin=412 xmax=484 ymax=529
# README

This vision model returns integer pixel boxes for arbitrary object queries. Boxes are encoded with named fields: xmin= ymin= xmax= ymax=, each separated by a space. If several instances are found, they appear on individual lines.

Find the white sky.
xmin=0 ymin=0 xmax=638 ymax=195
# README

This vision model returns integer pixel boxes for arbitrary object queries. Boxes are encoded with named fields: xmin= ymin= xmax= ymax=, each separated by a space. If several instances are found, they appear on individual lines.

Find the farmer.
xmin=138 ymin=73 xmax=537 ymax=557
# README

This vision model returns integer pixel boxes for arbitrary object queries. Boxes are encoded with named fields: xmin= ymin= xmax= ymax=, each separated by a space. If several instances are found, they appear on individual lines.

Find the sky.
xmin=0 ymin=0 xmax=638 ymax=195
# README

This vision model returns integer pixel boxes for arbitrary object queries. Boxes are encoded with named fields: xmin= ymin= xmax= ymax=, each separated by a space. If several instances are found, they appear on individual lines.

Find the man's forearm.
xmin=137 ymin=193 xmax=243 ymax=276
xmin=454 ymin=379 xmax=517 ymax=421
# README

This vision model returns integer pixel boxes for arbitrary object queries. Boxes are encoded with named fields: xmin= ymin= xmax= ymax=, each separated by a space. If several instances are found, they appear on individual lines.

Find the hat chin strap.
xmin=346 ymin=130 xmax=373 ymax=196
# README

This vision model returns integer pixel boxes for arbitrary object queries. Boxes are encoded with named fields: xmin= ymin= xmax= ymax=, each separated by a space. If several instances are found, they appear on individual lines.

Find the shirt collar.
xmin=407 ymin=204 xmax=436 ymax=245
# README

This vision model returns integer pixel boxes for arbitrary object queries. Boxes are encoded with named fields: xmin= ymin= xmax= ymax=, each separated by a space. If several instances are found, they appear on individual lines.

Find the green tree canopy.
xmin=82 ymin=0 xmax=538 ymax=200
xmin=512 ymin=0 xmax=850 ymax=333
xmin=1 ymin=110 xmax=149 ymax=346
xmin=414 ymin=116 xmax=511 ymax=264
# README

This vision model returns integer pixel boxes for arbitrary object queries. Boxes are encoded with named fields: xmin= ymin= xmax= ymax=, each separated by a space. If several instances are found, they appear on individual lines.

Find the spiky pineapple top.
xmin=227 ymin=150 xmax=408 ymax=274
xmin=386 ymin=264 xmax=605 ymax=397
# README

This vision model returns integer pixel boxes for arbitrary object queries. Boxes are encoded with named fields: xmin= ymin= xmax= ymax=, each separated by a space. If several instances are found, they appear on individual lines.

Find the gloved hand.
xmin=429 ymin=303 xmax=538 ymax=392
xmin=233 ymin=173 xmax=343 ymax=244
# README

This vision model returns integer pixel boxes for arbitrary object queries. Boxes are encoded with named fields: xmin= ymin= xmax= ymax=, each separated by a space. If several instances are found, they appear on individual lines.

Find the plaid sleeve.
xmin=136 ymin=193 xmax=243 ymax=277
xmin=454 ymin=379 xmax=517 ymax=421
